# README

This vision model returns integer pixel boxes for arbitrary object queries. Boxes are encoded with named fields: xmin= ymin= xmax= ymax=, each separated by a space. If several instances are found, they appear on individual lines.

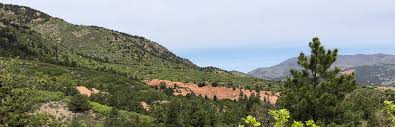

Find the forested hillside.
xmin=0 ymin=3 xmax=272 ymax=89
xmin=0 ymin=3 xmax=276 ymax=126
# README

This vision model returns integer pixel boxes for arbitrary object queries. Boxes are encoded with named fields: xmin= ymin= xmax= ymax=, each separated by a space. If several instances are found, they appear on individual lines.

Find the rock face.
xmin=146 ymin=79 xmax=280 ymax=105
xmin=248 ymin=54 xmax=395 ymax=86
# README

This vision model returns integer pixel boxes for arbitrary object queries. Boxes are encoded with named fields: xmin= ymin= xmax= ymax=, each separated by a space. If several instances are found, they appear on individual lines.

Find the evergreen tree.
xmin=159 ymin=82 xmax=166 ymax=90
xmin=278 ymin=37 xmax=357 ymax=123
xmin=68 ymin=94 xmax=91 ymax=112
xmin=164 ymin=87 xmax=174 ymax=96
xmin=70 ymin=116 xmax=88 ymax=127
xmin=166 ymin=101 xmax=182 ymax=127
xmin=104 ymin=108 xmax=133 ymax=127
xmin=211 ymin=82 xmax=219 ymax=87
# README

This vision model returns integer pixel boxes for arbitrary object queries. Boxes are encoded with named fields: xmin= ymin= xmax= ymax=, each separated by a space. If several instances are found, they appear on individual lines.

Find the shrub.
xmin=211 ymin=82 xmax=219 ymax=87
xmin=384 ymin=101 xmax=395 ymax=126
xmin=164 ymin=88 xmax=174 ymax=96
xmin=245 ymin=84 xmax=253 ymax=90
xmin=198 ymin=82 xmax=206 ymax=87
xmin=89 ymin=101 xmax=112 ymax=114
xmin=68 ymin=94 xmax=91 ymax=112
xmin=239 ymin=115 xmax=261 ymax=127
xmin=269 ymin=109 xmax=290 ymax=127
xmin=268 ymin=109 xmax=320 ymax=127
xmin=159 ymin=82 xmax=166 ymax=90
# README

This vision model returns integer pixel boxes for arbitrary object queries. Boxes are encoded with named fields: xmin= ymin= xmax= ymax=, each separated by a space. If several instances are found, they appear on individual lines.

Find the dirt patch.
xmin=377 ymin=86 xmax=395 ymax=91
xmin=341 ymin=69 xmax=355 ymax=75
xmin=76 ymin=86 xmax=101 ymax=97
xmin=72 ymin=28 xmax=91 ymax=38
xmin=141 ymin=101 xmax=169 ymax=111
xmin=37 ymin=101 xmax=74 ymax=122
xmin=146 ymin=79 xmax=280 ymax=105
xmin=37 ymin=101 xmax=101 ymax=124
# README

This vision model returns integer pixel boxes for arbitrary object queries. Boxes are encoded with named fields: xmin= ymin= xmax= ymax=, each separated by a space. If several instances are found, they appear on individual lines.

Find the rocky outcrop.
xmin=147 ymin=79 xmax=279 ymax=105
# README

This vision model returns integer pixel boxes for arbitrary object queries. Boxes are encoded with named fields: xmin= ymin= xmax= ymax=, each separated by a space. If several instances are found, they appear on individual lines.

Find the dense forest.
xmin=1 ymin=3 xmax=395 ymax=127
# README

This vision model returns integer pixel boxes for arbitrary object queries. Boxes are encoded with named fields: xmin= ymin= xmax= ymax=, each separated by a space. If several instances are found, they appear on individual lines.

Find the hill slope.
xmin=248 ymin=54 xmax=395 ymax=85
xmin=0 ymin=3 xmax=195 ymax=67
xmin=0 ymin=3 xmax=273 ymax=88
xmin=0 ymin=3 xmax=278 ymax=126
xmin=355 ymin=64 xmax=395 ymax=85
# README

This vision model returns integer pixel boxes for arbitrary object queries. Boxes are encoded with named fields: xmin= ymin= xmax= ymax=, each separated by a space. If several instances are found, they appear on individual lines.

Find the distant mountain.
xmin=229 ymin=70 xmax=251 ymax=77
xmin=248 ymin=54 xmax=395 ymax=85
xmin=355 ymin=64 xmax=395 ymax=85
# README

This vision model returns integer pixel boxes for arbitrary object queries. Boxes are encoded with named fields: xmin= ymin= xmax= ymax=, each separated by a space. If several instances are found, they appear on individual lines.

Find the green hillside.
xmin=0 ymin=3 xmax=273 ymax=89
xmin=0 ymin=57 xmax=272 ymax=126
xmin=0 ymin=3 xmax=276 ymax=126
xmin=3 ymin=3 xmax=395 ymax=127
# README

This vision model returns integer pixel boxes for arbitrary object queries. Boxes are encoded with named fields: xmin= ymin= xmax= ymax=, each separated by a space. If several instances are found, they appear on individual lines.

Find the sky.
xmin=1 ymin=0 xmax=395 ymax=72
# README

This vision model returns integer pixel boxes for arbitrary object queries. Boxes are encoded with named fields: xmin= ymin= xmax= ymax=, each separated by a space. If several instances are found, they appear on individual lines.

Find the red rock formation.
xmin=146 ymin=79 xmax=280 ymax=105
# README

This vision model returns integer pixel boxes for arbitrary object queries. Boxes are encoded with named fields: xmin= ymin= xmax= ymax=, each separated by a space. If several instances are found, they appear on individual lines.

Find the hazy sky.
xmin=2 ymin=0 xmax=395 ymax=72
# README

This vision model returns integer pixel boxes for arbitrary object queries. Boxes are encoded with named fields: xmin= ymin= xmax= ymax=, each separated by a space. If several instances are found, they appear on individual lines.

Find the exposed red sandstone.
xmin=146 ymin=79 xmax=280 ymax=105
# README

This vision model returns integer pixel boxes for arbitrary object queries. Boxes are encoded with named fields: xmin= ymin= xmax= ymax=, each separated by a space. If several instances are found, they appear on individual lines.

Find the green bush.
xmin=68 ymin=94 xmax=91 ymax=112
xmin=159 ymin=82 xmax=166 ymax=90
xmin=89 ymin=101 xmax=112 ymax=114
xmin=164 ymin=88 xmax=174 ymax=96
xmin=211 ymin=82 xmax=219 ymax=87
xmin=198 ymin=82 xmax=206 ymax=87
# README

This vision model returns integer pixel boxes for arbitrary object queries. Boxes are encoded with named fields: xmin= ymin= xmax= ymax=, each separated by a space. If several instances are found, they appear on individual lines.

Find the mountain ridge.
xmin=0 ymin=3 xmax=273 ymax=88
xmin=248 ymin=53 xmax=395 ymax=85
xmin=0 ymin=3 xmax=196 ymax=67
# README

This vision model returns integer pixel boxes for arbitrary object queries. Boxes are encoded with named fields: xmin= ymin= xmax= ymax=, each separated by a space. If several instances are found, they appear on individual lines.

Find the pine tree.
xmin=166 ymin=101 xmax=182 ymax=127
xmin=278 ymin=37 xmax=357 ymax=123
xmin=104 ymin=108 xmax=132 ymax=127
xmin=68 ymin=94 xmax=91 ymax=112
xmin=164 ymin=88 xmax=174 ymax=96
